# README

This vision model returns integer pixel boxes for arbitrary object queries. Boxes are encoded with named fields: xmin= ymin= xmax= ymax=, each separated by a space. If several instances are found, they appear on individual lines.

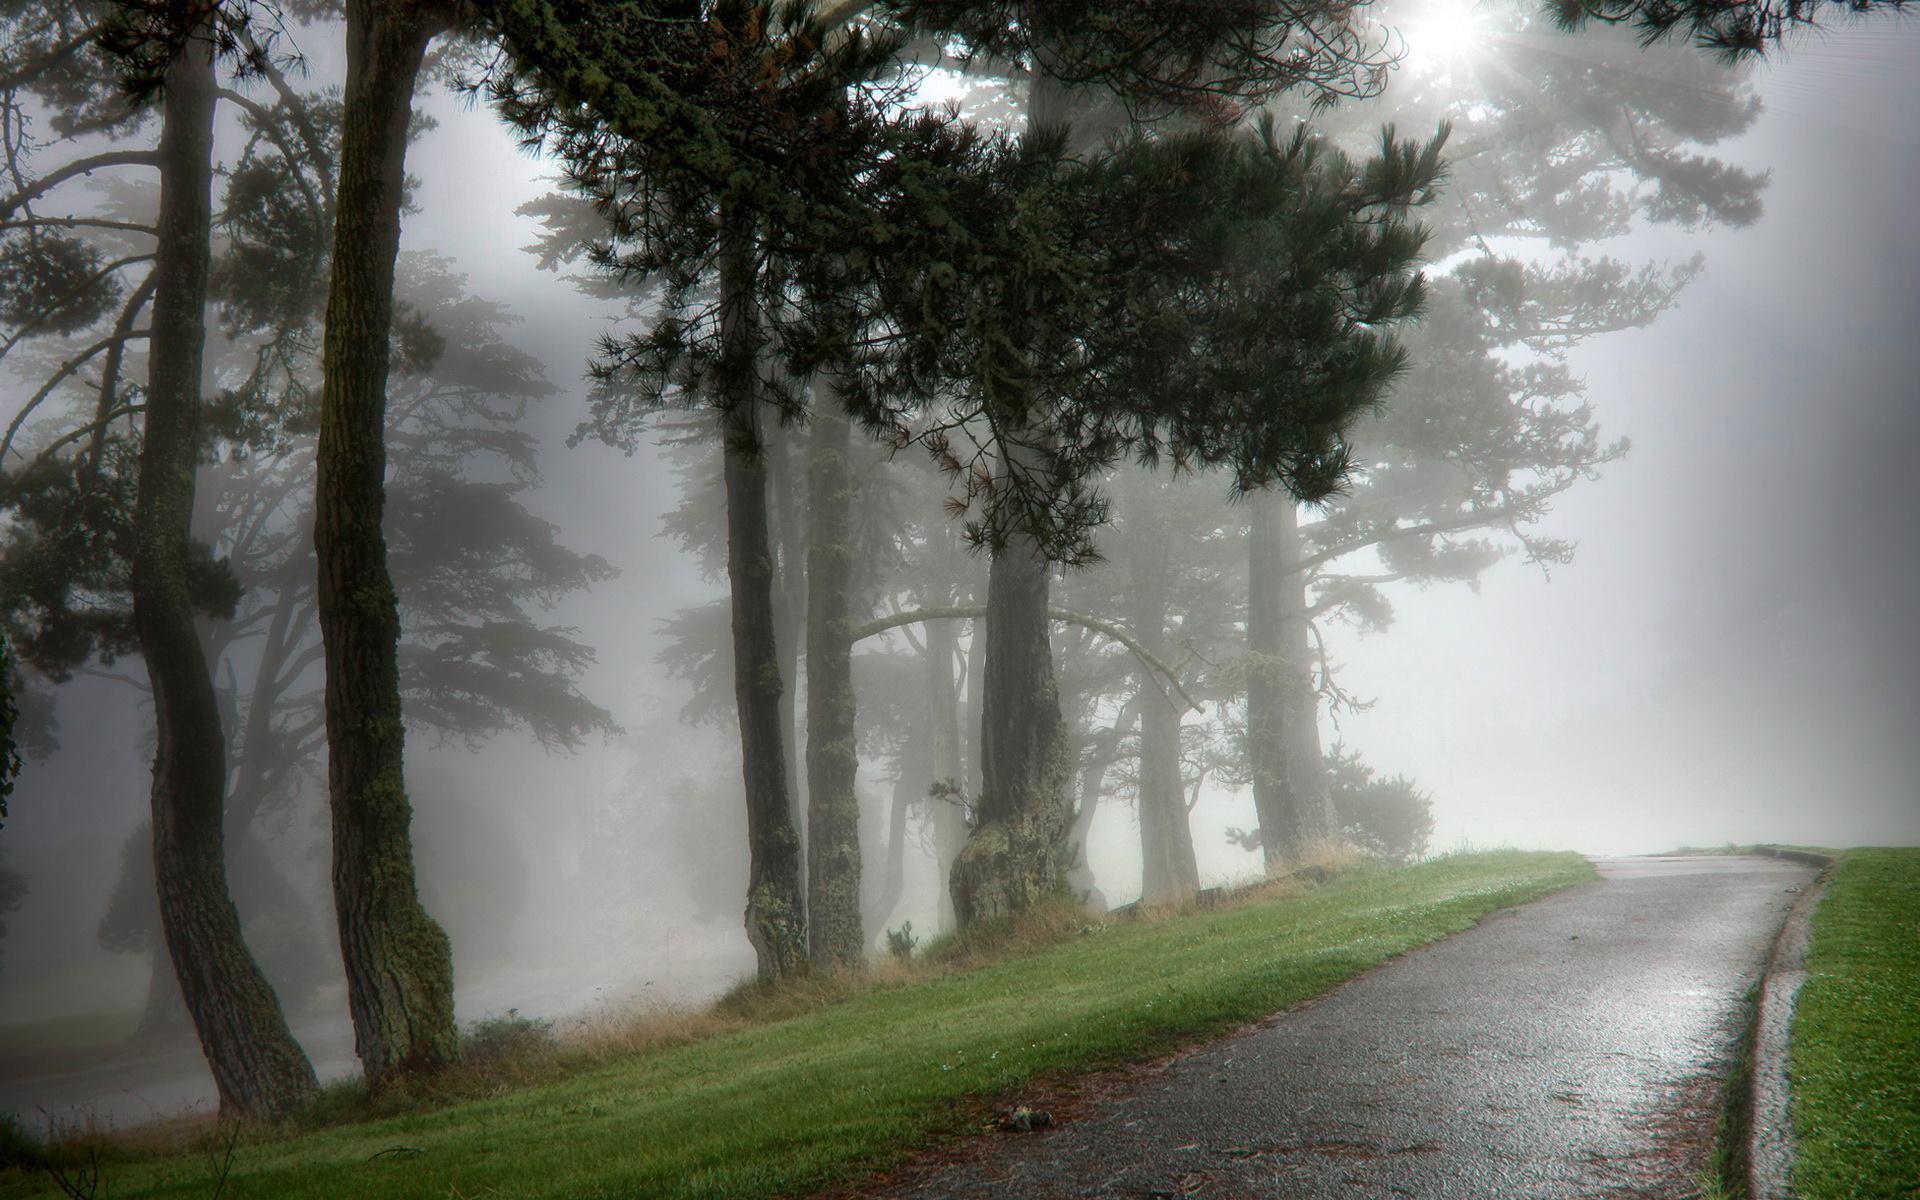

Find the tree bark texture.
xmin=719 ymin=224 xmax=807 ymax=981
xmin=132 ymin=21 xmax=317 ymax=1119
xmin=1130 ymin=526 xmax=1199 ymax=905
xmin=1246 ymin=494 xmax=1333 ymax=865
xmin=314 ymin=0 xmax=456 ymax=1087
xmin=949 ymin=534 xmax=1072 ymax=927
xmin=805 ymin=406 xmax=861 ymax=968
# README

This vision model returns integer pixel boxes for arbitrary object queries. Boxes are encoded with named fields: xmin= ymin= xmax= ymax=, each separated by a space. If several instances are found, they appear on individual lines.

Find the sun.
xmin=1399 ymin=0 xmax=1496 ymax=72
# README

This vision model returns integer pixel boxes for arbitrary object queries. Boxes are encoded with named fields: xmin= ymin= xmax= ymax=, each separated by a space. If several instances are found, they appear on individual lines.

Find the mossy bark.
xmin=1246 ymin=494 xmax=1333 ymax=865
xmin=132 ymin=20 xmax=317 ymax=1119
xmin=314 ymin=0 xmax=457 ymax=1087
xmin=1130 ymin=525 xmax=1198 ymax=905
xmin=719 ymin=224 xmax=807 ymax=982
xmin=805 ymin=405 xmax=861 ymax=969
xmin=950 ymin=535 xmax=1072 ymax=928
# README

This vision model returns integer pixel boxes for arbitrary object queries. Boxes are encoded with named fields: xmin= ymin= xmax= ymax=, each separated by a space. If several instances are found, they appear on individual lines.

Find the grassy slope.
xmin=1790 ymin=847 xmax=1920 ymax=1199
xmin=14 ymin=851 xmax=1591 ymax=1200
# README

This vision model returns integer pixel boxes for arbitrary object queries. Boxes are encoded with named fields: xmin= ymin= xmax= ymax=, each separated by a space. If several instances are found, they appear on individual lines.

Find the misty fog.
xmin=0 ymin=0 xmax=1914 ymax=1128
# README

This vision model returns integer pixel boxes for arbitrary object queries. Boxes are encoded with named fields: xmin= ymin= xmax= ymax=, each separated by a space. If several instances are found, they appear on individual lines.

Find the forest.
xmin=0 ymin=0 xmax=1913 ymax=1161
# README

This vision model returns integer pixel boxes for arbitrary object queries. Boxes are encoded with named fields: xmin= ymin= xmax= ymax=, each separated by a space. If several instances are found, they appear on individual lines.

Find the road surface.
xmin=890 ymin=855 xmax=1813 ymax=1200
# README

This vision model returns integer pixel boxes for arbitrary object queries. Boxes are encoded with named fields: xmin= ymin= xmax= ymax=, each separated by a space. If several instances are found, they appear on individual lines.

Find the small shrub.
xmin=885 ymin=921 xmax=918 ymax=962
xmin=460 ymin=1010 xmax=556 ymax=1067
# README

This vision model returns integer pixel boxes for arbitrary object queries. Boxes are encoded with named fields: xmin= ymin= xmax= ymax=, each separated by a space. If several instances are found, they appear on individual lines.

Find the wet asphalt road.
xmin=895 ymin=856 xmax=1815 ymax=1200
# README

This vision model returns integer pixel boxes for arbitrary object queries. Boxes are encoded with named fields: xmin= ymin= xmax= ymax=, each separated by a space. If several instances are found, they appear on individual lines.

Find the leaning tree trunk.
xmin=1271 ymin=498 xmax=1336 ymax=852
xmin=1131 ymin=526 xmax=1199 ymax=905
xmin=805 ymin=405 xmax=861 ymax=969
xmin=949 ymin=529 xmax=1073 ymax=928
xmin=718 ymin=222 xmax=806 ymax=981
xmin=131 ymin=20 xmax=318 ymax=1119
xmin=314 ymin=0 xmax=457 ymax=1087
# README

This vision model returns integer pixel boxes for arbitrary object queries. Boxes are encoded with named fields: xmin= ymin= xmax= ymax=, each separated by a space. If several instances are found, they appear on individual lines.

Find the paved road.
xmin=895 ymin=856 xmax=1814 ymax=1200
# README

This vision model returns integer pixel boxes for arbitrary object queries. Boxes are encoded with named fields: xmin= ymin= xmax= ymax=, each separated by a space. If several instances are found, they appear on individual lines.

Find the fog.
xmin=0 ymin=1 xmax=1914 ymax=1126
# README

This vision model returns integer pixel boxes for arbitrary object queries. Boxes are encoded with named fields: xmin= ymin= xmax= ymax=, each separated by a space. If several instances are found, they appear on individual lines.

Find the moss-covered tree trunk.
xmin=949 ymin=529 xmax=1072 ymax=927
xmin=1131 ymin=526 xmax=1198 ymax=905
xmin=314 ymin=0 xmax=457 ymax=1087
xmin=132 ymin=19 xmax=318 ymax=1119
xmin=1246 ymin=494 xmax=1332 ymax=865
xmin=718 ymin=223 xmax=806 ymax=981
xmin=805 ymin=405 xmax=860 ymax=968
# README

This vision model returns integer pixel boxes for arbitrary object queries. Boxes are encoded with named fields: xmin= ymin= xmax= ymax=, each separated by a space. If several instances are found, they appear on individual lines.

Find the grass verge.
xmin=4 ymin=850 xmax=1591 ymax=1200
xmin=1789 ymin=847 xmax=1920 ymax=1199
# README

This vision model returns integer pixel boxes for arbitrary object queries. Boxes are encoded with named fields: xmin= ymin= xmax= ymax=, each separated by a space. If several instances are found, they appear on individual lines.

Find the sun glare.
xmin=1400 ymin=0 xmax=1494 ymax=72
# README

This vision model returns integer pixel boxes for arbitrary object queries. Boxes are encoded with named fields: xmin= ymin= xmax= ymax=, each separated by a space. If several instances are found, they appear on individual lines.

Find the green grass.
xmin=1790 ymin=848 xmax=1920 ymax=1199
xmin=5 ymin=850 xmax=1591 ymax=1200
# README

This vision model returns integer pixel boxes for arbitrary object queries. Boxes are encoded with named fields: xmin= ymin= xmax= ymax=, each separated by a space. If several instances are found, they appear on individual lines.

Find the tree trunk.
xmin=1131 ymin=527 xmax=1198 ymax=905
xmin=1067 ymin=693 xmax=1140 ymax=911
xmin=1246 ymin=494 xmax=1333 ymax=865
xmin=767 ymin=424 xmax=807 ymax=850
xmin=1246 ymin=493 xmax=1287 ymax=868
xmin=131 ymin=20 xmax=317 ymax=1119
xmin=923 ymin=616 xmax=966 ymax=932
xmin=718 ymin=222 xmax=806 ymax=981
xmin=314 ymin=0 xmax=457 ymax=1087
xmin=805 ymin=406 xmax=860 ymax=969
xmin=868 ymin=766 xmax=916 ymax=935
xmin=961 ymin=617 xmax=984 ymax=805
xmin=1272 ymin=498 xmax=1335 ymax=852
xmin=949 ymin=533 xmax=1072 ymax=927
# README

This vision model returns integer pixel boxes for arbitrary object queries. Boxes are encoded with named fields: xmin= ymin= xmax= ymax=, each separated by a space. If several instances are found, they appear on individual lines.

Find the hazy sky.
xmin=1331 ymin=21 xmax=1920 ymax=852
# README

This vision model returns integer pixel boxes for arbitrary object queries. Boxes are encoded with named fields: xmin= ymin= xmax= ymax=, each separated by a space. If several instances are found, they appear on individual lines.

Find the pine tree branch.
xmin=1 ymin=325 xmax=152 ymax=464
xmin=0 ymin=25 xmax=103 ymax=92
xmin=0 ymin=252 xmax=153 ymax=363
xmin=1290 ymin=503 xmax=1524 ymax=577
xmin=0 ymin=150 xmax=161 ymax=220
xmin=0 ymin=215 xmax=157 ymax=236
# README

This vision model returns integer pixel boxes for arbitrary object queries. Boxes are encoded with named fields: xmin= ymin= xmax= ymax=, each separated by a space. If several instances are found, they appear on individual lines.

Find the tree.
xmin=1545 ymin=0 xmax=1909 ymax=55
xmin=1232 ymin=6 xmax=1766 ymax=864
xmin=804 ymin=403 xmax=861 ymax=965
xmin=312 ymin=0 xmax=462 ymax=1085
xmin=66 ymin=255 xmax=618 ymax=1040
xmin=116 ymin=0 xmax=321 ymax=1117
xmin=0 ymin=639 xmax=20 ymax=821
xmin=862 ymin=118 xmax=1442 ymax=925
xmin=480 ymin=0 xmax=908 ymax=979
xmin=0 ymin=0 xmax=329 ymax=1117
xmin=0 ymin=845 xmax=25 ymax=973
xmin=1326 ymin=745 xmax=1433 ymax=863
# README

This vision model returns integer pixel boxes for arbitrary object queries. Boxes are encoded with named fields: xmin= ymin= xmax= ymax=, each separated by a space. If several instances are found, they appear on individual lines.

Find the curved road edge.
xmin=1749 ymin=844 xmax=1837 ymax=1200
